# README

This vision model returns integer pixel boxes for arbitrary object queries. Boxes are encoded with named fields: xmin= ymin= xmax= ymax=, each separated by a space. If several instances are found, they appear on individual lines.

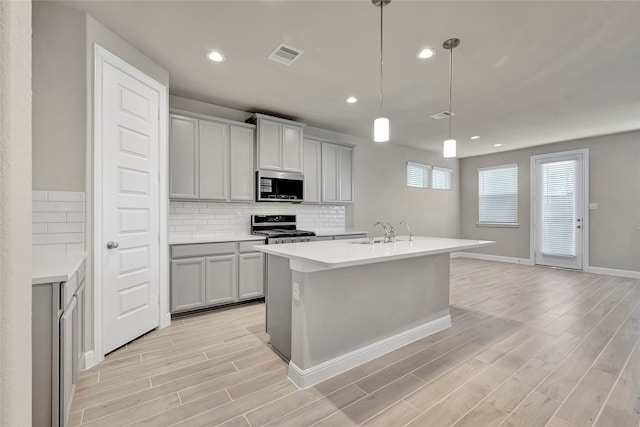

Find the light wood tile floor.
xmin=71 ymin=259 xmax=640 ymax=427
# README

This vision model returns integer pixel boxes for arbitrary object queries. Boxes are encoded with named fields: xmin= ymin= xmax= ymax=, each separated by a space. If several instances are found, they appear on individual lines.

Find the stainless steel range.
xmin=251 ymin=215 xmax=315 ymax=244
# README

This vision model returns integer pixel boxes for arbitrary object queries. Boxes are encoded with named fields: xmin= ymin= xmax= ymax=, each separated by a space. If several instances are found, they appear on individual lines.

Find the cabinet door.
xmin=303 ymin=139 xmax=321 ymax=203
xmin=338 ymin=145 xmax=354 ymax=203
xmin=238 ymin=252 xmax=265 ymax=300
xmin=282 ymin=125 xmax=303 ymax=173
xmin=199 ymin=120 xmax=229 ymax=200
xmin=171 ymin=258 xmax=206 ymax=312
xmin=205 ymin=254 xmax=238 ymax=306
xmin=258 ymin=119 xmax=282 ymax=170
xmin=60 ymin=296 xmax=76 ymax=427
xmin=230 ymin=126 xmax=255 ymax=201
xmin=321 ymin=142 xmax=339 ymax=203
xmin=169 ymin=115 xmax=199 ymax=199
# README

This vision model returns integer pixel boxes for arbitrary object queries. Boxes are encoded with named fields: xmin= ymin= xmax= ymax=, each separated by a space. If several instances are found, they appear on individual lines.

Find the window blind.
xmin=541 ymin=160 xmax=576 ymax=256
xmin=407 ymin=162 xmax=431 ymax=188
xmin=432 ymin=167 xmax=452 ymax=190
xmin=478 ymin=164 xmax=518 ymax=224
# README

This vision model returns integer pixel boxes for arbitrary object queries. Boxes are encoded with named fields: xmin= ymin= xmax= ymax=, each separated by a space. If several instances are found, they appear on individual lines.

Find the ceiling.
xmin=63 ymin=0 xmax=640 ymax=157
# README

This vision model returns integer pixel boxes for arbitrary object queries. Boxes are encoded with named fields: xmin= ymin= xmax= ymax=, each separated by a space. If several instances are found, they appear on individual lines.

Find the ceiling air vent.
xmin=268 ymin=43 xmax=304 ymax=66
xmin=430 ymin=110 xmax=456 ymax=120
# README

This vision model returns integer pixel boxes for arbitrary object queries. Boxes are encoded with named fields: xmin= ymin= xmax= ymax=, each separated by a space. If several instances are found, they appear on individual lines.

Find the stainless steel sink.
xmin=350 ymin=239 xmax=384 ymax=245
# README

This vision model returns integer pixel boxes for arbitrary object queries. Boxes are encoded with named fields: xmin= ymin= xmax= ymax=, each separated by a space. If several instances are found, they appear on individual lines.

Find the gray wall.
xmin=32 ymin=2 xmax=86 ymax=191
xmin=460 ymin=130 xmax=640 ymax=272
xmin=169 ymin=95 xmax=462 ymax=239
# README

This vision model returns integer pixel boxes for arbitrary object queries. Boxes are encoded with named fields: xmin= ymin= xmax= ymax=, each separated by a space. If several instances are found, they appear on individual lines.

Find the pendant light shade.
xmin=373 ymin=0 xmax=390 ymax=142
xmin=374 ymin=117 xmax=390 ymax=142
xmin=442 ymin=38 xmax=460 ymax=157
xmin=443 ymin=139 xmax=456 ymax=158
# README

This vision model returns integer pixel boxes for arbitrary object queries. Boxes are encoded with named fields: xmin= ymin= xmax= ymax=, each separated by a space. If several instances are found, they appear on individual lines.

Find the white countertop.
xmin=254 ymin=236 xmax=495 ymax=271
xmin=314 ymin=230 xmax=369 ymax=237
xmin=169 ymin=234 xmax=266 ymax=245
xmin=33 ymin=252 xmax=86 ymax=285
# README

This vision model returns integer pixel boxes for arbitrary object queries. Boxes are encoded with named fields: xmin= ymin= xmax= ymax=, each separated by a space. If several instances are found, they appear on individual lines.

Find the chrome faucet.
xmin=385 ymin=223 xmax=396 ymax=243
xmin=400 ymin=220 xmax=414 ymax=241
xmin=373 ymin=221 xmax=394 ymax=243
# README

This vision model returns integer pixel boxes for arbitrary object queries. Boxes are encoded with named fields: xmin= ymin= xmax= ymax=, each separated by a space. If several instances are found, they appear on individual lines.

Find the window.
xmin=432 ymin=167 xmax=452 ymax=190
xmin=407 ymin=162 xmax=431 ymax=188
xmin=478 ymin=164 xmax=518 ymax=226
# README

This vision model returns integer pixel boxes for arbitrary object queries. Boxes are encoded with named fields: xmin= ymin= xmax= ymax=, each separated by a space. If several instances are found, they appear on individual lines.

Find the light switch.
xmin=589 ymin=202 xmax=598 ymax=210
xmin=292 ymin=282 xmax=300 ymax=302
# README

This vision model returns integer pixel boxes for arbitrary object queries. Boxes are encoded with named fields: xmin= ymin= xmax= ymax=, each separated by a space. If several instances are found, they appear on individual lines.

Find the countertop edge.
xmin=32 ymin=253 xmax=86 ymax=285
xmin=169 ymin=235 xmax=267 ymax=245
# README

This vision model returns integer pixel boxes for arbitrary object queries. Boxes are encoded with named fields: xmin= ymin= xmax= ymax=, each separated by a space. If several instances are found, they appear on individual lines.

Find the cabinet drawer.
xmin=61 ymin=272 xmax=78 ymax=311
xmin=172 ymin=242 xmax=235 ymax=259
xmin=238 ymin=240 xmax=265 ymax=253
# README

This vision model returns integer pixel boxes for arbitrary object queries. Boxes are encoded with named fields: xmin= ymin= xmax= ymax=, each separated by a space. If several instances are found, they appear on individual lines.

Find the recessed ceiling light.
xmin=470 ymin=135 xmax=480 ymax=140
xmin=346 ymin=96 xmax=358 ymax=104
xmin=417 ymin=48 xmax=436 ymax=60
xmin=207 ymin=51 xmax=225 ymax=62
xmin=493 ymin=143 xmax=502 ymax=147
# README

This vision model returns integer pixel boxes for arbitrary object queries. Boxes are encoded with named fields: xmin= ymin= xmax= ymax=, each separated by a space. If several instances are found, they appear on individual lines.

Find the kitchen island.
xmin=254 ymin=236 xmax=495 ymax=389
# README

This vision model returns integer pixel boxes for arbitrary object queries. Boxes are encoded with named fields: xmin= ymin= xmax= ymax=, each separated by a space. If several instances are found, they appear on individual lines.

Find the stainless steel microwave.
xmin=256 ymin=170 xmax=304 ymax=203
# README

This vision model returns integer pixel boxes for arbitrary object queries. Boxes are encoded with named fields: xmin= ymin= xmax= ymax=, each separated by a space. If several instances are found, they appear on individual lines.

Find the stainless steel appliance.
xmin=256 ymin=171 xmax=304 ymax=203
xmin=251 ymin=215 xmax=315 ymax=361
xmin=251 ymin=214 xmax=315 ymax=244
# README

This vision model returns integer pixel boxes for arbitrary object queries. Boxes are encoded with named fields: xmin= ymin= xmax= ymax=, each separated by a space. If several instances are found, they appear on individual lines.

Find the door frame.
xmin=93 ymin=44 xmax=169 ymax=363
xmin=529 ymin=148 xmax=590 ymax=270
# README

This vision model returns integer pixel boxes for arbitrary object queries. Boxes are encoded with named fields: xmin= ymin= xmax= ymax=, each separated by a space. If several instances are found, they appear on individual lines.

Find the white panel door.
xmin=230 ymin=125 xmax=255 ymax=201
xmin=282 ymin=125 xmax=303 ymax=172
xmin=303 ymin=138 xmax=321 ymax=203
xmin=199 ymin=120 xmax=229 ymax=200
xmin=102 ymin=61 xmax=160 ymax=354
xmin=258 ymin=119 xmax=282 ymax=170
xmin=533 ymin=152 xmax=585 ymax=269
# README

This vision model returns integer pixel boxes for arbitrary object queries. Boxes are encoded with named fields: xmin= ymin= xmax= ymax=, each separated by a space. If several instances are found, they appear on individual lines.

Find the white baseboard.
xmin=452 ymin=252 xmax=533 ymax=266
xmin=585 ymin=266 xmax=640 ymax=280
xmin=83 ymin=350 xmax=100 ymax=370
xmin=287 ymin=314 xmax=451 ymax=389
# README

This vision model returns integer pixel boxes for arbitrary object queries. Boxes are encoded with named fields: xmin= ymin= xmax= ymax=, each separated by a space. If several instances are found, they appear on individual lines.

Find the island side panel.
xmin=265 ymin=254 xmax=293 ymax=361
xmin=290 ymin=253 xmax=451 ymax=371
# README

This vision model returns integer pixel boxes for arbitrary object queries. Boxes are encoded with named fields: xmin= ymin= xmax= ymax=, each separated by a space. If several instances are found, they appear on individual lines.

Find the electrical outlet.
xmin=292 ymin=282 xmax=300 ymax=302
xmin=589 ymin=202 xmax=598 ymax=210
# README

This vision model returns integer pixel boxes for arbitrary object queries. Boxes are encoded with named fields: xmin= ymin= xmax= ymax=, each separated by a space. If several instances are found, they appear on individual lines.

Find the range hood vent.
xmin=268 ymin=43 xmax=304 ymax=66
xmin=430 ymin=110 xmax=456 ymax=120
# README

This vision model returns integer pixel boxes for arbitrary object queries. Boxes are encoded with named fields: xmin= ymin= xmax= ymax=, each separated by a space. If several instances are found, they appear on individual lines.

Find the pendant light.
xmin=443 ymin=38 xmax=460 ymax=158
xmin=373 ymin=0 xmax=390 ymax=142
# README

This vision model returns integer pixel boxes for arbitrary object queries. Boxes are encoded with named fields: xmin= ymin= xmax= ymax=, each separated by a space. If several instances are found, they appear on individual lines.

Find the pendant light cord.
xmin=380 ymin=2 xmax=384 ymax=116
xmin=448 ymin=42 xmax=453 ymax=140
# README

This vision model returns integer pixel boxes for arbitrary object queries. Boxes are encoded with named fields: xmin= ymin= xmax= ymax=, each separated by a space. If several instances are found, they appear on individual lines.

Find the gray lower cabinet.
xmin=170 ymin=241 xmax=264 ymax=313
xmin=33 ymin=261 xmax=86 ymax=427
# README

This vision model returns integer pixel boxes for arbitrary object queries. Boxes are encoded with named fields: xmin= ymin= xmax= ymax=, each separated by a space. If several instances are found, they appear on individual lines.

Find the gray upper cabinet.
xmin=303 ymin=138 xmax=321 ymax=203
xmin=169 ymin=115 xmax=199 ymax=199
xmin=229 ymin=125 xmax=255 ymax=201
xmin=169 ymin=111 xmax=255 ymax=202
xmin=255 ymin=114 xmax=305 ymax=173
xmin=322 ymin=142 xmax=354 ymax=204
xmin=199 ymin=120 xmax=229 ymax=200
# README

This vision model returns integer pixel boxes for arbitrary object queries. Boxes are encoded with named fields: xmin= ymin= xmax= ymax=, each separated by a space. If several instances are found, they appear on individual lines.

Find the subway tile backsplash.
xmin=169 ymin=201 xmax=346 ymax=240
xmin=32 ymin=190 xmax=85 ymax=257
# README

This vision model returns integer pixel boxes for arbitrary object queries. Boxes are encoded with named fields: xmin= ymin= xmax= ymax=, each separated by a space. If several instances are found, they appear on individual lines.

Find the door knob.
xmin=106 ymin=241 xmax=119 ymax=249
xmin=577 ymin=225 xmax=582 ymax=229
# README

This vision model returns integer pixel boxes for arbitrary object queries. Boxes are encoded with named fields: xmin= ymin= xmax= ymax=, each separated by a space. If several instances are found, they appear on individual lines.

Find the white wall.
xmin=0 ymin=1 xmax=33 ymax=424
xmin=460 ymin=130 xmax=640 ymax=272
